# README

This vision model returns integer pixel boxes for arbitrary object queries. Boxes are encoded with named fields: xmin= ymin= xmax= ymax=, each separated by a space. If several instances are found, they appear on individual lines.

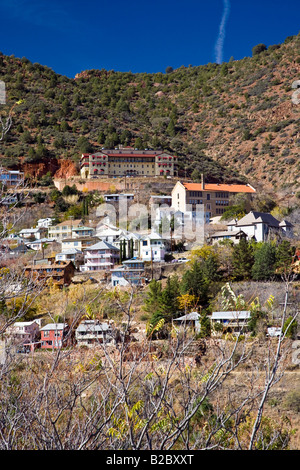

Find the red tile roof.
xmin=104 ymin=153 xmax=158 ymax=158
xmin=81 ymin=150 xmax=177 ymax=159
xmin=183 ymin=182 xmax=256 ymax=193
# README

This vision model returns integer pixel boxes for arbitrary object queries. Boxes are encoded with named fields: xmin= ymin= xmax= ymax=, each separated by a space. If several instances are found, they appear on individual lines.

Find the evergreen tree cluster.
xmin=142 ymin=238 xmax=297 ymax=338
xmin=232 ymin=238 xmax=296 ymax=281
xmin=120 ymin=239 xmax=134 ymax=262
xmin=143 ymin=258 xmax=215 ymax=336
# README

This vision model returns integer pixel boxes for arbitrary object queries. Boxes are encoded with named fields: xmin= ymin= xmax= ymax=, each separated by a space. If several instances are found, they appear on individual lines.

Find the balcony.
xmin=85 ymin=260 xmax=113 ymax=267
xmin=84 ymin=253 xmax=113 ymax=259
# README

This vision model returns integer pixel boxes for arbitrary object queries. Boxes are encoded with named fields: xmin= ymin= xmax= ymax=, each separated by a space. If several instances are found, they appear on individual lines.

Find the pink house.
xmin=40 ymin=323 xmax=69 ymax=349
xmin=81 ymin=240 xmax=120 ymax=272
xmin=5 ymin=321 xmax=40 ymax=348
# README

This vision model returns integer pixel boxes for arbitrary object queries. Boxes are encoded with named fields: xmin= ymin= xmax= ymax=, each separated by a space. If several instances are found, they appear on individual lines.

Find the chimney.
xmin=201 ymin=173 xmax=205 ymax=190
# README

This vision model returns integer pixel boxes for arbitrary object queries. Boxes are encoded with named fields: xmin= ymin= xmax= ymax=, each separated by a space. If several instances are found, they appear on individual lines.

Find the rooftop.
xmin=40 ymin=323 xmax=68 ymax=331
xmin=12 ymin=321 xmax=39 ymax=327
xmin=81 ymin=149 xmax=176 ymax=159
xmin=211 ymin=311 xmax=251 ymax=320
xmin=231 ymin=211 xmax=281 ymax=228
xmin=183 ymin=182 xmax=256 ymax=193
xmin=26 ymin=260 xmax=75 ymax=269
xmin=86 ymin=240 xmax=120 ymax=251
xmin=72 ymin=226 xmax=94 ymax=231
xmin=19 ymin=227 xmax=42 ymax=233
xmin=122 ymin=258 xmax=144 ymax=264
xmin=52 ymin=219 xmax=83 ymax=227
xmin=76 ymin=321 xmax=111 ymax=333
xmin=104 ymin=193 xmax=134 ymax=197
xmin=56 ymin=248 xmax=82 ymax=255
xmin=173 ymin=312 xmax=201 ymax=321
xmin=210 ymin=230 xmax=246 ymax=238
xmin=62 ymin=236 xmax=99 ymax=242
xmin=27 ymin=238 xmax=55 ymax=244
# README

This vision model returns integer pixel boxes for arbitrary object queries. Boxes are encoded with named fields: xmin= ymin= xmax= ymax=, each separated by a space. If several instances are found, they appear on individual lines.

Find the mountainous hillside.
xmin=1 ymin=33 xmax=300 ymax=197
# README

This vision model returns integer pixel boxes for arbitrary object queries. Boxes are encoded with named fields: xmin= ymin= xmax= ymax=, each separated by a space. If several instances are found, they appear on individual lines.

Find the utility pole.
xmin=151 ymin=246 xmax=153 ymax=280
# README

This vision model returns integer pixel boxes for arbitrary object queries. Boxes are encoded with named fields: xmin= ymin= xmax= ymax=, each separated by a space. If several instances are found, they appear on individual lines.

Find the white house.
xmin=19 ymin=227 xmax=44 ymax=240
xmin=113 ymin=231 xmax=142 ymax=258
xmin=55 ymin=248 xmax=83 ymax=264
xmin=96 ymin=223 xmax=126 ymax=244
xmin=72 ymin=226 xmax=95 ymax=238
xmin=211 ymin=311 xmax=251 ymax=333
xmin=139 ymin=232 xmax=166 ymax=262
xmin=48 ymin=219 xmax=84 ymax=241
xmin=209 ymin=229 xmax=247 ymax=245
xmin=172 ymin=312 xmax=201 ymax=334
xmin=227 ymin=211 xmax=293 ymax=242
xmin=279 ymin=220 xmax=294 ymax=237
xmin=61 ymin=236 xmax=99 ymax=252
xmin=154 ymin=204 xmax=210 ymax=232
xmin=75 ymin=320 xmax=115 ymax=347
xmin=103 ymin=193 xmax=134 ymax=203
xmin=96 ymin=223 xmax=144 ymax=258
xmin=26 ymin=237 xmax=56 ymax=251
xmin=37 ymin=218 xmax=55 ymax=228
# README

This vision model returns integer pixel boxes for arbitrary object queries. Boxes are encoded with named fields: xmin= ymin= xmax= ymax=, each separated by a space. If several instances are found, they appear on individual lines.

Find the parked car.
xmin=267 ymin=327 xmax=281 ymax=337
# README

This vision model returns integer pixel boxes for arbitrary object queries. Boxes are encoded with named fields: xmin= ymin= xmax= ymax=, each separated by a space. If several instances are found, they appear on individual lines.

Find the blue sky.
xmin=0 ymin=0 xmax=299 ymax=78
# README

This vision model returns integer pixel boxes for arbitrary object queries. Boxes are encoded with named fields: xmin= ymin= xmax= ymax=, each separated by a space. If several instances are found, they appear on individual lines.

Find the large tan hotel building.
xmin=171 ymin=179 xmax=256 ymax=218
xmin=80 ymin=148 xmax=177 ymax=178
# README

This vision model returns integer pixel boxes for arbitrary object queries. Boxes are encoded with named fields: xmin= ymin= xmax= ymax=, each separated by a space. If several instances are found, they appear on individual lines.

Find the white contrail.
xmin=214 ymin=0 xmax=231 ymax=64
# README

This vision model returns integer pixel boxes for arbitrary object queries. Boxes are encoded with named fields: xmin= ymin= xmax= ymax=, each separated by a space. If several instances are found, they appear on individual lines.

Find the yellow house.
xmin=48 ymin=219 xmax=84 ymax=241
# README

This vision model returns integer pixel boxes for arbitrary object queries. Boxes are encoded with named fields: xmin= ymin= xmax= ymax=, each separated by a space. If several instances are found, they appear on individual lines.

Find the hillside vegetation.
xmin=1 ymin=33 xmax=300 ymax=194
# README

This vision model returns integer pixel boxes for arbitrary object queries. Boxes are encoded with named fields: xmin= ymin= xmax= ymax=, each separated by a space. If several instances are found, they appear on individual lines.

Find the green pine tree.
xmin=201 ymin=254 xmax=221 ymax=282
xmin=232 ymin=238 xmax=254 ymax=281
xmin=199 ymin=310 xmax=211 ymax=338
xmin=146 ymin=275 xmax=181 ymax=325
xmin=120 ymin=241 xmax=123 ymax=263
xmin=275 ymin=240 xmax=295 ymax=273
xmin=143 ymin=280 xmax=163 ymax=315
xmin=158 ymin=275 xmax=181 ymax=321
xmin=122 ymin=240 xmax=127 ymax=260
xmin=252 ymin=242 xmax=276 ymax=281
xmin=181 ymin=261 xmax=209 ymax=307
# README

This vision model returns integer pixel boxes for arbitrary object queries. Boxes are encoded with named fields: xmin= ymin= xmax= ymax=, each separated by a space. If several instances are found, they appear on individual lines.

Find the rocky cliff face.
xmin=19 ymin=158 xmax=78 ymax=180
xmin=53 ymin=159 xmax=78 ymax=179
